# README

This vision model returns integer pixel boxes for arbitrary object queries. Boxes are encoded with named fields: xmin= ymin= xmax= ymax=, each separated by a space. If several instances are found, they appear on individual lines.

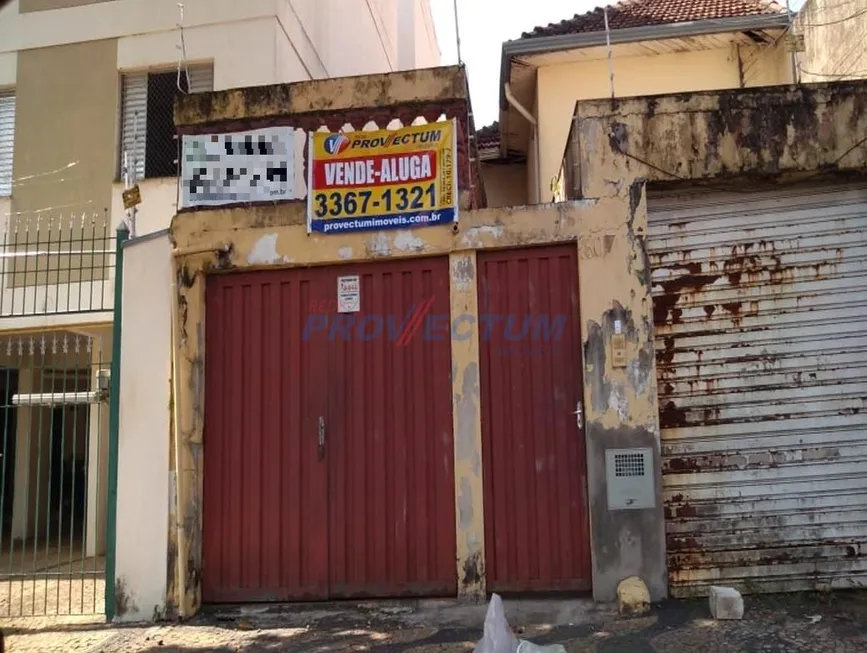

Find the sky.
xmin=429 ymin=0 xmax=599 ymax=127
xmin=428 ymin=0 xmax=809 ymax=128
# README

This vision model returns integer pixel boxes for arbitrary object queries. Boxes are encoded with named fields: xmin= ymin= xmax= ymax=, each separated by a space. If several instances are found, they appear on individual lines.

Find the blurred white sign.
xmin=180 ymin=127 xmax=296 ymax=209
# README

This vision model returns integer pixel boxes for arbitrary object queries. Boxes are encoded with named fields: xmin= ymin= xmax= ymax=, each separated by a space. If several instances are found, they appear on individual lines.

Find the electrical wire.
xmin=176 ymin=2 xmax=191 ymax=94
xmin=796 ymin=6 xmax=867 ymax=27
xmin=10 ymin=162 xmax=79 ymax=186
xmin=798 ymin=66 xmax=867 ymax=78
xmin=2 ymin=201 xmax=94 ymax=218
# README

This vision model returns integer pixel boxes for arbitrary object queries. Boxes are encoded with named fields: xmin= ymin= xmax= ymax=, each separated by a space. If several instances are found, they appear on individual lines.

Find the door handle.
xmin=318 ymin=416 xmax=326 ymax=461
xmin=573 ymin=401 xmax=584 ymax=430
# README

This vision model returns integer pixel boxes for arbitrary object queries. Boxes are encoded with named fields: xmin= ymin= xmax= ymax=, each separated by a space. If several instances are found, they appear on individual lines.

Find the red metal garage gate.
xmin=478 ymin=244 xmax=591 ymax=592
xmin=202 ymin=257 xmax=456 ymax=602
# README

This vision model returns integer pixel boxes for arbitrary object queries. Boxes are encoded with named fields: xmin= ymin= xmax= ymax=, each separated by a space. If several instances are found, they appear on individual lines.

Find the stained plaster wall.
xmin=571 ymin=81 xmax=867 ymax=199
xmin=167 ymin=191 xmax=658 ymax=614
xmin=164 ymin=63 xmax=668 ymax=615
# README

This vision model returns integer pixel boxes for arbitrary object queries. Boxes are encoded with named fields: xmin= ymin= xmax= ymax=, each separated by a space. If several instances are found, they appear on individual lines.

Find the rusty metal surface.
xmin=325 ymin=256 xmax=456 ymax=599
xmin=648 ymin=180 xmax=867 ymax=597
xmin=478 ymin=244 xmax=592 ymax=592
xmin=203 ymin=259 xmax=456 ymax=603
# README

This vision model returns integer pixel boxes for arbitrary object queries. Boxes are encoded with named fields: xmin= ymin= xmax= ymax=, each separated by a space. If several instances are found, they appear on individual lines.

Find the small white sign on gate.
xmin=337 ymin=275 xmax=360 ymax=313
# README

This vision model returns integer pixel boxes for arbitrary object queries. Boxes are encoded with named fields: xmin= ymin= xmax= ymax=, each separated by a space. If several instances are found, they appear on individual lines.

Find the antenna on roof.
xmin=453 ymin=0 xmax=463 ymax=64
xmin=603 ymin=7 xmax=616 ymax=100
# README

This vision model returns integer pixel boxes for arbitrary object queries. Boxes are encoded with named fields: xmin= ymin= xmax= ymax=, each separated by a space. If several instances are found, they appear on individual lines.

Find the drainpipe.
xmin=504 ymin=82 xmax=541 ymax=203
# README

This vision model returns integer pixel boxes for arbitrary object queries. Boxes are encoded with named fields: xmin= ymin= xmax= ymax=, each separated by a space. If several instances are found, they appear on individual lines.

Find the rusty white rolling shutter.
xmin=648 ymin=180 xmax=867 ymax=597
xmin=0 ymin=90 xmax=14 ymax=196
xmin=120 ymin=64 xmax=213 ymax=181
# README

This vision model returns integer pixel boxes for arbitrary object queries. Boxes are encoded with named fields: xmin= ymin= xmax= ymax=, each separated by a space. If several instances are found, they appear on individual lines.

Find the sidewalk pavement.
xmin=3 ymin=590 xmax=866 ymax=652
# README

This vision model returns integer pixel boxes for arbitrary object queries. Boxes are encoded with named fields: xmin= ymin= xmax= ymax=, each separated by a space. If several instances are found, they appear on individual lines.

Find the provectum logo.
xmin=303 ymin=297 xmax=567 ymax=355
xmin=323 ymin=134 xmax=350 ymax=156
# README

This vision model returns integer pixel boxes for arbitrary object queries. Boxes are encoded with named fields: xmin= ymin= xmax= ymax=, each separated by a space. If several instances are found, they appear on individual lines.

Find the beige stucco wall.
xmin=797 ymin=0 xmax=867 ymax=82
xmin=480 ymin=162 xmax=529 ymax=208
xmin=534 ymin=44 xmax=793 ymax=203
xmin=11 ymin=39 xmax=118 ymax=220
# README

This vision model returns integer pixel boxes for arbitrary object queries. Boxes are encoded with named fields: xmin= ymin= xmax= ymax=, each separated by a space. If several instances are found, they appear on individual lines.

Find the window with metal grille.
xmin=0 ymin=90 xmax=14 ymax=196
xmin=119 ymin=64 xmax=213 ymax=181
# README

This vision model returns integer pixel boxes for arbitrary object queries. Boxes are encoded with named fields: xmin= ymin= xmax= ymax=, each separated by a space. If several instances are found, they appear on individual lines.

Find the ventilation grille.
xmin=606 ymin=447 xmax=655 ymax=511
xmin=614 ymin=452 xmax=646 ymax=478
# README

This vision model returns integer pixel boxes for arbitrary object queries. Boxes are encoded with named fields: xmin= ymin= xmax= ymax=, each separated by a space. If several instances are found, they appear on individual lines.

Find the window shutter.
xmin=188 ymin=64 xmax=214 ymax=94
xmin=0 ymin=91 xmax=14 ymax=196
xmin=120 ymin=73 xmax=147 ymax=182
xmin=120 ymin=64 xmax=213 ymax=181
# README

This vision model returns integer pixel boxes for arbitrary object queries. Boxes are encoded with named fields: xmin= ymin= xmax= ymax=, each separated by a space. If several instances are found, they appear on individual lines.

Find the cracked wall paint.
xmin=247 ymin=233 xmax=289 ymax=265
xmin=449 ymin=251 xmax=485 ymax=601
xmin=461 ymin=224 xmax=504 ymax=248
xmin=394 ymin=230 xmax=426 ymax=252
xmin=450 ymin=255 xmax=475 ymax=293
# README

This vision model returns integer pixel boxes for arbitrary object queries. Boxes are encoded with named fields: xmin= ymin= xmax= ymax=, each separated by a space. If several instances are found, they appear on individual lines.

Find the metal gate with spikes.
xmin=0 ymin=331 xmax=111 ymax=617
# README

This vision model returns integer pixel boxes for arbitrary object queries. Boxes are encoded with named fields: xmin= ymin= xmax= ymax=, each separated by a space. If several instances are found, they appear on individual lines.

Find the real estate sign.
xmin=180 ymin=126 xmax=295 ymax=209
xmin=307 ymin=121 xmax=458 ymax=234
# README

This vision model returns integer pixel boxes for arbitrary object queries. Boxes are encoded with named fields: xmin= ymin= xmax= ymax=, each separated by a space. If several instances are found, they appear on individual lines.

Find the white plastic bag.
xmin=473 ymin=594 xmax=518 ymax=653
xmin=473 ymin=594 xmax=567 ymax=653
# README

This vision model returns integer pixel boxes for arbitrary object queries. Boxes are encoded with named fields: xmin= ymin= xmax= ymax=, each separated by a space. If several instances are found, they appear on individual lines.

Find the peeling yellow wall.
xmin=448 ymin=251 xmax=484 ymax=599
xmin=168 ymin=194 xmax=654 ymax=613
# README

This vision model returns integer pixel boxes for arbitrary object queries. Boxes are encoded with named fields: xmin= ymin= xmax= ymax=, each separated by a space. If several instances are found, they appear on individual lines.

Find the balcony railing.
xmin=0 ymin=213 xmax=116 ymax=318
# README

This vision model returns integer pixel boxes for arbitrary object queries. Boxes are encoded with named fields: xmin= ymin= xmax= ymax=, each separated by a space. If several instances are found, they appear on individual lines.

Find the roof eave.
xmin=498 ymin=13 xmax=792 ymax=110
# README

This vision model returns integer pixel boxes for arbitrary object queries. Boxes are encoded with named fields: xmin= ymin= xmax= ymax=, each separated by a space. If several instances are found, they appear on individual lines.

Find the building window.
xmin=0 ymin=90 xmax=14 ymax=196
xmin=119 ymin=64 xmax=213 ymax=181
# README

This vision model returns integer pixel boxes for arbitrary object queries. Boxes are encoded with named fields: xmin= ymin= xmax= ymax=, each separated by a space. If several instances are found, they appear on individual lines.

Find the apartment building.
xmin=0 ymin=0 xmax=439 ymax=619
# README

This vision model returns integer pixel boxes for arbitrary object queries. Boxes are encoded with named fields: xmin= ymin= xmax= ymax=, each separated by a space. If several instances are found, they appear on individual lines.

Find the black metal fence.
xmin=0 ymin=213 xmax=116 ymax=317
xmin=0 ymin=332 xmax=109 ymax=617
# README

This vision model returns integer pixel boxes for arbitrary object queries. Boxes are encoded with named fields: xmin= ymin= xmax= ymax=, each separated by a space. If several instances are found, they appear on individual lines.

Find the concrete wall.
xmin=115 ymin=231 xmax=172 ymax=621
xmin=534 ymin=43 xmax=793 ymax=202
xmin=570 ymin=81 xmax=867 ymax=198
xmin=797 ymin=0 xmax=867 ymax=83
xmin=480 ymin=162 xmax=529 ymax=208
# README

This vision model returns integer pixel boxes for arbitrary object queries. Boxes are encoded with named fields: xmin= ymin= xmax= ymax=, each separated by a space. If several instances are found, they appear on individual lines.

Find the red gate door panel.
xmin=478 ymin=245 xmax=591 ymax=592
xmin=203 ymin=268 xmax=330 ymax=602
xmin=326 ymin=257 xmax=457 ymax=598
